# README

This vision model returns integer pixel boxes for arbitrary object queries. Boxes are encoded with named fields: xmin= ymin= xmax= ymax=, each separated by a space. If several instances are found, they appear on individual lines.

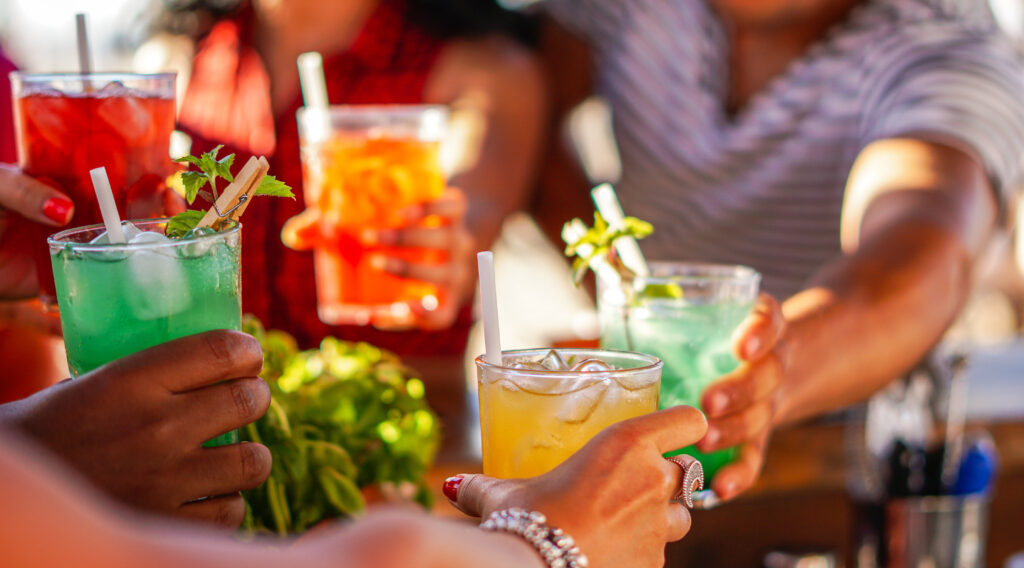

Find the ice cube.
xmin=510 ymin=361 xmax=546 ymax=371
xmin=97 ymin=90 xmax=155 ymax=145
xmin=90 ymin=221 xmax=144 ymax=245
xmin=125 ymin=232 xmax=192 ymax=320
xmin=569 ymin=358 xmax=614 ymax=373
xmin=178 ymin=227 xmax=218 ymax=258
xmin=23 ymin=92 xmax=77 ymax=148
xmin=556 ymin=379 xmax=609 ymax=424
xmin=540 ymin=349 xmax=570 ymax=371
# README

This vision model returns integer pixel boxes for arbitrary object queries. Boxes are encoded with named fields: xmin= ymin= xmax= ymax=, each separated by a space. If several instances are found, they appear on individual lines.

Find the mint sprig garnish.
xmin=167 ymin=147 xmax=294 ymax=239
xmin=562 ymin=211 xmax=653 ymax=285
xmin=174 ymin=144 xmax=235 ymax=204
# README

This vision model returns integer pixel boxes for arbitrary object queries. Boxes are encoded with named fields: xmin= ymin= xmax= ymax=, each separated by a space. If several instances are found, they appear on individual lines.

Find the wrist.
xmin=480 ymin=509 xmax=589 ymax=568
xmin=488 ymin=531 xmax=548 ymax=568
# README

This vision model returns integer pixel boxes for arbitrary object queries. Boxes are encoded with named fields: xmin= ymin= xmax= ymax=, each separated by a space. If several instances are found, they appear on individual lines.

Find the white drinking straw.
xmin=591 ymin=183 xmax=650 ymax=278
xmin=477 ymin=251 xmax=503 ymax=366
xmin=90 ymin=167 xmax=125 ymax=244
xmin=75 ymin=13 xmax=93 ymax=75
xmin=562 ymin=219 xmax=622 ymax=289
xmin=297 ymin=52 xmax=329 ymax=109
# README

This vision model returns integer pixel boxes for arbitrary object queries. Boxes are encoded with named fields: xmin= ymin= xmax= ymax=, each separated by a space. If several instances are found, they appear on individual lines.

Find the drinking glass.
xmin=11 ymin=72 xmax=177 ymax=308
xmin=49 ymin=218 xmax=241 ymax=446
xmin=476 ymin=348 xmax=662 ymax=478
xmin=285 ymin=105 xmax=448 ymax=328
xmin=599 ymin=262 xmax=761 ymax=481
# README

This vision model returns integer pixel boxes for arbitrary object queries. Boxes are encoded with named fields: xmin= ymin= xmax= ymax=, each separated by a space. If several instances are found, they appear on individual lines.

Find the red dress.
xmin=179 ymin=0 xmax=473 ymax=355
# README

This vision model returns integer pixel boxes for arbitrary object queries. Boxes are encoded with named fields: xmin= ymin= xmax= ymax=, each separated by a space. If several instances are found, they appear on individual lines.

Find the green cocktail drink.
xmin=599 ymin=262 xmax=760 ymax=481
xmin=49 ymin=218 xmax=242 ymax=446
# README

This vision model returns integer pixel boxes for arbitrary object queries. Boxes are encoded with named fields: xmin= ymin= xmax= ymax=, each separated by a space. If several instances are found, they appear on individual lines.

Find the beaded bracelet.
xmin=480 ymin=508 xmax=589 ymax=568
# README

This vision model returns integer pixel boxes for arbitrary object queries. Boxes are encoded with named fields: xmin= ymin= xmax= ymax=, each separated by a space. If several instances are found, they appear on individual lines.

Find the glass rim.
xmin=475 ymin=347 xmax=662 ymax=377
xmin=47 ymin=218 xmax=240 ymax=253
xmin=296 ymin=103 xmax=448 ymax=120
xmin=640 ymin=261 xmax=761 ymax=285
xmin=10 ymin=71 xmax=177 ymax=82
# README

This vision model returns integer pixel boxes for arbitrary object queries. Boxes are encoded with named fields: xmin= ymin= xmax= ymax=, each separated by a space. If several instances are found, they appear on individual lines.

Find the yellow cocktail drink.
xmin=477 ymin=349 xmax=662 ymax=478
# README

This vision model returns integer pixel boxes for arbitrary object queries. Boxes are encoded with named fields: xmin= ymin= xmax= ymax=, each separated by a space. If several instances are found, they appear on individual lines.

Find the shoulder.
xmin=425 ymin=35 xmax=544 ymax=105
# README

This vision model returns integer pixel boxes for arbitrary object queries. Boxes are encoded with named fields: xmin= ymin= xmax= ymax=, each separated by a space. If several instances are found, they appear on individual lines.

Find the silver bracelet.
xmin=480 ymin=508 xmax=589 ymax=568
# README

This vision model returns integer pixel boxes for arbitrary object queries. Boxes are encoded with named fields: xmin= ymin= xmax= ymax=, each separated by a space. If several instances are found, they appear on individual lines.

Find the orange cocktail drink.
xmin=283 ymin=105 xmax=447 ymax=328
xmin=476 ymin=348 xmax=662 ymax=479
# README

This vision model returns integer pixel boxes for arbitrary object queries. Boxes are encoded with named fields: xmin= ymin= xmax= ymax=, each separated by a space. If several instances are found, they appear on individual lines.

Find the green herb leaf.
xmin=180 ymin=171 xmax=209 ymax=204
xmin=165 ymin=209 xmax=206 ymax=238
xmin=623 ymin=217 xmax=654 ymax=239
xmin=239 ymin=318 xmax=439 ymax=536
xmin=255 ymin=175 xmax=295 ymax=199
xmin=173 ymin=154 xmax=202 ymax=167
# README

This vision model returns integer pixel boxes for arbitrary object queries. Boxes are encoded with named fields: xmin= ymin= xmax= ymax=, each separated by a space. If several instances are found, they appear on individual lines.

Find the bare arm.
xmin=775 ymin=138 xmax=997 ymax=423
xmin=700 ymin=138 xmax=999 ymax=499
xmin=375 ymin=36 xmax=547 ymax=329
xmin=425 ymin=35 xmax=549 ymax=251
xmin=0 ymin=427 xmax=543 ymax=568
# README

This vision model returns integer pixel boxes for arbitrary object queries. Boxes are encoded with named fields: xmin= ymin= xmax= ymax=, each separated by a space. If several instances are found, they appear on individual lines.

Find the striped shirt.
xmin=545 ymin=0 xmax=1024 ymax=299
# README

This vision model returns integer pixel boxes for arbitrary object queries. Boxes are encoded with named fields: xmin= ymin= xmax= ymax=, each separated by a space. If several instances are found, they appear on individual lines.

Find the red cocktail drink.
xmin=9 ymin=72 xmax=176 ymax=306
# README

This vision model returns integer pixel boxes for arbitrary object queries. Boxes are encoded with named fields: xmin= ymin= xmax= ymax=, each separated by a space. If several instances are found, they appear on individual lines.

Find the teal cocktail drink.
xmin=599 ymin=262 xmax=760 ymax=481
xmin=49 ymin=218 xmax=242 ymax=446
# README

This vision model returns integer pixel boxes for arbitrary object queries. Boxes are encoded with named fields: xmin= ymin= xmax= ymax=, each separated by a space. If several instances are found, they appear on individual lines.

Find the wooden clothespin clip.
xmin=196 ymin=156 xmax=270 ymax=231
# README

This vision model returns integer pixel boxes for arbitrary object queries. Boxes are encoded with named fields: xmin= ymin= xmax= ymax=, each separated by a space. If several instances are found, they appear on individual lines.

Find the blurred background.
xmin=3 ymin=1 xmax=1024 ymax=566
xmin=3 ymin=0 xmax=1024 ymax=356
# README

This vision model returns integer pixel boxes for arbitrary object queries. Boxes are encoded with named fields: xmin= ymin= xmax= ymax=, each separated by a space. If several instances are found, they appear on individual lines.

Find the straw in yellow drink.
xmin=476 ymin=348 xmax=662 ymax=478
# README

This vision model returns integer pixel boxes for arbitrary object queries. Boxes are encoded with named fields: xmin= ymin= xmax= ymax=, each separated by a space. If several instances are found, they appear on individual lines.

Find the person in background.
xmin=534 ymin=0 xmax=1024 ymax=501
xmin=164 ymin=0 xmax=547 ymax=421
xmin=2 ymin=336 xmax=708 ymax=568
xmin=0 ymin=44 xmax=74 ymax=401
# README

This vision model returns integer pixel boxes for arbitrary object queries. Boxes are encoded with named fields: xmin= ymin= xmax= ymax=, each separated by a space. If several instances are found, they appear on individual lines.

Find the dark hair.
xmin=407 ymin=0 xmax=537 ymax=45
xmin=155 ymin=0 xmax=536 ymax=45
xmin=153 ymin=0 xmax=243 ymax=38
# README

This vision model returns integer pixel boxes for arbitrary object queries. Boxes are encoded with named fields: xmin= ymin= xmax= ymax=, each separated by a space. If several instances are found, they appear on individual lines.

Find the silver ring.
xmin=666 ymin=456 xmax=704 ymax=508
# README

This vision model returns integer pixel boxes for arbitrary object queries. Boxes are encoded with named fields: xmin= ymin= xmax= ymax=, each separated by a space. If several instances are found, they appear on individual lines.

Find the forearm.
xmin=774 ymin=221 xmax=971 ymax=425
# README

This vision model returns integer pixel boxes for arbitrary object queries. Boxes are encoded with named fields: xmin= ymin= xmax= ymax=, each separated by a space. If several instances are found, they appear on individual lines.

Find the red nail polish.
xmin=42 ymin=196 xmax=74 ymax=225
xmin=443 ymin=475 xmax=464 ymax=502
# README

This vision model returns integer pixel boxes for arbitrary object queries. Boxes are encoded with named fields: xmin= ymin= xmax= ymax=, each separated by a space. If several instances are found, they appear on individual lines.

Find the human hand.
xmin=4 ymin=330 xmax=272 ymax=527
xmin=445 ymin=406 xmax=708 ymax=568
xmin=0 ymin=165 xmax=74 ymax=299
xmin=363 ymin=187 xmax=474 ymax=330
xmin=698 ymin=293 xmax=786 ymax=501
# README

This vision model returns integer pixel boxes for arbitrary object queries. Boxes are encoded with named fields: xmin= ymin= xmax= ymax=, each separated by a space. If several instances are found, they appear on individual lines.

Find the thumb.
xmin=446 ymin=473 xmax=521 ymax=518
xmin=731 ymin=293 xmax=784 ymax=361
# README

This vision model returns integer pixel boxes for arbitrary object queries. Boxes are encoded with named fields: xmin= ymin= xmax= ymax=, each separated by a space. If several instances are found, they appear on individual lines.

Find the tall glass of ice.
xmin=10 ymin=72 xmax=177 ymax=308
xmin=48 ymin=218 xmax=241 ymax=446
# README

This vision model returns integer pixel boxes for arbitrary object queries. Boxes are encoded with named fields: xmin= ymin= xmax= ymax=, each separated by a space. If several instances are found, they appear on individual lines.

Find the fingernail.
xmin=443 ymin=475 xmax=464 ymax=503
xmin=701 ymin=429 xmax=719 ymax=450
xmin=369 ymin=255 xmax=388 ymax=271
xmin=744 ymin=336 xmax=761 ymax=359
xmin=42 ymin=196 xmax=74 ymax=225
